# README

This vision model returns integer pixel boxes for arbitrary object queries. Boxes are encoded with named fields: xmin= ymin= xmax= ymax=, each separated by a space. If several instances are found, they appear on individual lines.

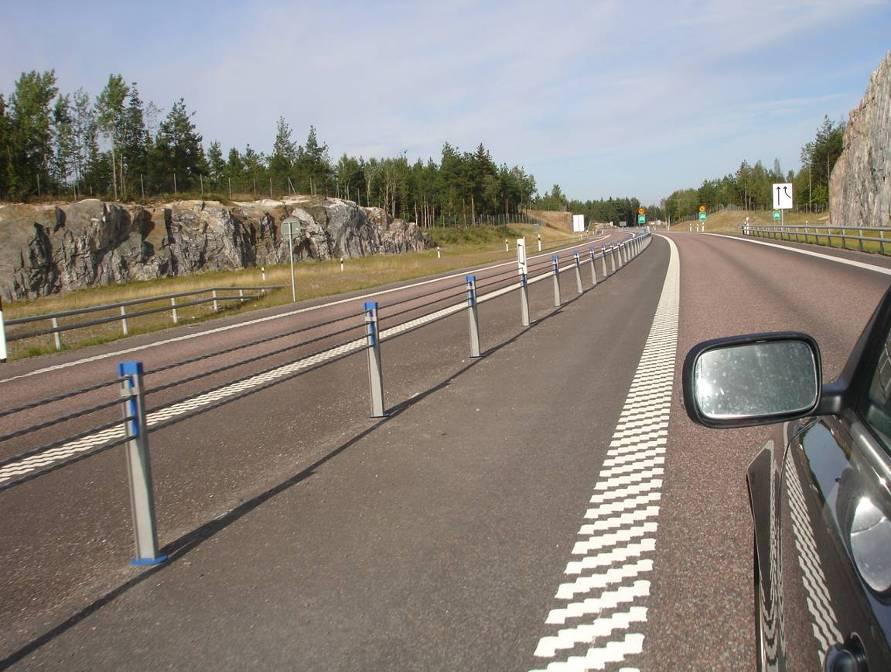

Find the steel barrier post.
xmin=574 ymin=253 xmax=583 ymax=294
xmin=609 ymin=246 xmax=617 ymax=274
xmin=170 ymin=297 xmax=178 ymax=324
xmin=589 ymin=249 xmax=598 ymax=287
xmin=239 ymin=289 xmax=246 ymax=303
xmin=364 ymin=301 xmax=386 ymax=417
xmin=120 ymin=305 xmax=129 ymax=336
xmin=466 ymin=275 xmax=481 ymax=358
xmin=0 ymin=297 xmax=7 ymax=363
xmin=118 ymin=360 xmax=166 ymax=566
xmin=520 ymin=273 xmax=530 ymax=327
xmin=601 ymin=248 xmax=608 ymax=277
xmin=552 ymin=255 xmax=561 ymax=307
xmin=51 ymin=317 xmax=62 ymax=351
xmin=212 ymin=289 xmax=219 ymax=312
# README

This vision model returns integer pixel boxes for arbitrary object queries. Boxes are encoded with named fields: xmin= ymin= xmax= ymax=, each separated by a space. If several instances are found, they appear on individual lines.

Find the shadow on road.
xmin=0 ymin=265 xmax=618 ymax=669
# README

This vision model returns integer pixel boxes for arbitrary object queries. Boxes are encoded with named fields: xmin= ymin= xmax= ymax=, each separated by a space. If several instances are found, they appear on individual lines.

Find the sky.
xmin=2 ymin=0 xmax=889 ymax=204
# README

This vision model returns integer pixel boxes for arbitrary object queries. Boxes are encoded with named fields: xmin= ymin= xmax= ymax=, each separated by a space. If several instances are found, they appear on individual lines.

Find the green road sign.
xmin=698 ymin=212 xmax=707 ymax=221
xmin=772 ymin=210 xmax=781 ymax=221
xmin=638 ymin=215 xmax=646 ymax=224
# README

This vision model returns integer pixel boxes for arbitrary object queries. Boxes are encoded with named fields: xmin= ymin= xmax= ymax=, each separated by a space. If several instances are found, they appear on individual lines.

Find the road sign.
xmin=638 ymin=207 xmax=646 ymax=215
xmin=638 ymin=214 xmax=646 ymax=225
xmin=516 ymin=238 xmax=527 ymax=275
xmin=698 ymin=212 xmax=707 ymax=221
xmin=773 ymin=210 xmax=781 ymax=221
xmin=699 ymin=205 xmax=706 ymax=213
xmin=772 ymin=183 xmax=793 ymax=210
xmin=281 ymin=218 xmax=301 ymax=238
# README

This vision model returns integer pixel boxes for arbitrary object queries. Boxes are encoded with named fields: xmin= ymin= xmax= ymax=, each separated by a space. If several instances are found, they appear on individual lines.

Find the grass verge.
xmin=3 ymin=222 xmax=593 ymax=361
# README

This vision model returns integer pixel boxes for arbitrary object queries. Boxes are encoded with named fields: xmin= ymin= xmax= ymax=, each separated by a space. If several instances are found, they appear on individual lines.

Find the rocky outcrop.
xmin=830 ymin=51 xmax=891 ymax=228
xmin=0 ymin=196 xmax=432 ymax=301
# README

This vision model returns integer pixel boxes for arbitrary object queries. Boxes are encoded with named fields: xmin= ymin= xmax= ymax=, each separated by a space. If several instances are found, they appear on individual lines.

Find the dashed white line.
xmin=530 ymin=235 xmax=679 ymax=672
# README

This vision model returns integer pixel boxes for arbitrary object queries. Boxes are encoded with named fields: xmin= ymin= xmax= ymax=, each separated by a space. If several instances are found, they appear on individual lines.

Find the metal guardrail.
xmin=0 ymin=285 xmax=283 ymax=355
xmin=0 ymin=231 xmax=653 ymax=565
xmin=742 ymin=223 xmax=891 ymax=255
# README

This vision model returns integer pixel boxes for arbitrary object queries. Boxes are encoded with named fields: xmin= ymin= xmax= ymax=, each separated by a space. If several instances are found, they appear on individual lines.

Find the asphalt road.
xmin=1 ymin=230 xmax=888 ymax=670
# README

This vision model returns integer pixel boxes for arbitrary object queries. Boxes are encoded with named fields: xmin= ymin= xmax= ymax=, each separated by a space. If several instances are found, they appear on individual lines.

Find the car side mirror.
xmin=683 ymin=333 xmax=822 ymax=428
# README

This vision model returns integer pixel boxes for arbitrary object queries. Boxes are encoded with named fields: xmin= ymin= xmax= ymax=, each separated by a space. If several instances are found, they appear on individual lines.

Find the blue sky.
xmin=2 ymin=0 xmax=889 ymax=204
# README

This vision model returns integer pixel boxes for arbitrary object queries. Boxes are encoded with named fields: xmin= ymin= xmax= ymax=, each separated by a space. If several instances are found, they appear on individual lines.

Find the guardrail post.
xmin=0 ymin=297 xmax=7 ymax=363
xmin=212 ymin=290 xmax=219 ymax=312
xmin=520 ymin=272 xmax=530 ymax=327
xmin=170 ymin=297 xmax=178 ymax=324
xmin=239 ymin=289 xmax=246 ymax=303
xmin=573 ymin=253 xmax=583 ymax=294
xmin=51 ymin=317 xmax=62 ymax=351
xmin=466 ymin=275 xmax=481 ymax=358
xmin=552 ymin=255 xmax=561 ymax=307
xmin=118 ymin=360 xmax=166 ymax=566
xmin=589 ymin=249 xmax=598 ymax=287
xmin=881 ymin=230 xmax=886 ymax=255
xmin=364 ymin=301 xmax=386 ymax=418
xmin=120 ymin=305 xmax=129 ymax=336
xmin=601 ymin=247 xmax=608 ymax=277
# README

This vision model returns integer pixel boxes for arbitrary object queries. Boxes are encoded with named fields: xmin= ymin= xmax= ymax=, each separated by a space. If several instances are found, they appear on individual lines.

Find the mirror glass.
xmin=694 ymin=339 xmax=818 ymax=420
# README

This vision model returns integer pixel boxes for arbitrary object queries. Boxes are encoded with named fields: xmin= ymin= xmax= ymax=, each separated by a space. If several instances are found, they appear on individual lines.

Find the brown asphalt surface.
xmin=637 ymin=232 xmax=890 ymax=671
xmin=3 ymin=230 xmax=887 ymax=670
xmin=0 ymin=231 xmax=637 ymax=668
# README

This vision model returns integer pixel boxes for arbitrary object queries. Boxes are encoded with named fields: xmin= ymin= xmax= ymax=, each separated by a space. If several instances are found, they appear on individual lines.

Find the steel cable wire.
xmin=0 ymin=415 xmax=131 ymax=470
xmin=0 ymin=434 xmax=132 ymax=494
xmin=148 ymin=310 xmax=366 ymax=375
xmin=377 ymin=280 xmax=467 ymax=311
xmin=144 ymin=322 xmax=367 ymax=397
xmin=145 ymin=332 xmax=367 ymax=416
xmin=0 ymin=396 xmax=122 ymax=444
xmin=0 ymin=377 xmax=126 ymax=419
xmin=378 ymin=289 xmax=467 ymax=324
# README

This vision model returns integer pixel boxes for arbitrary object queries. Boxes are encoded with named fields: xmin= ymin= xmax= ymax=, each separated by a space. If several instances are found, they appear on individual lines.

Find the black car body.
xmin=683 ymin=288 xmax=891 ymax=671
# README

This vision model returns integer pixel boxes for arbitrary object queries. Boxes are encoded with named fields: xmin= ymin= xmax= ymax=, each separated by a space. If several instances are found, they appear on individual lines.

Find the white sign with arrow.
xmin=773 ymin=183 xmax=794 ymax=210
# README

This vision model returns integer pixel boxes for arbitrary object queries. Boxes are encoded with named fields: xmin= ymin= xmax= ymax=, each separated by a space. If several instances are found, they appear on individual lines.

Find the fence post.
xmin=589 ymin=249 xmax=598 ymax=287
xmin=520 ymin=272 xmax=530 ymax=327
xmin=212 ymin=290 xmax=219 ymax=312
xmin=364 ymin=301 xmax=386 ymax=418
xmin=170 ymin=297 xmax=178 ymax=324
xmin=118 ymin=361 xmax=166 ymax=566
xmin=601 ymin=247 xmax=608 ymax=277
xmin=552 ymin=255 xmax=561 ymax=307
xmin=466 ymin=275 xmax=481 ymax=358
xmin=120 ymin=305 xmax=129 ymax=336
xmin=51 ymin=317 xmax=62 ymax=351
xmin=610 ymin=246 xmax=617 ymax=274
xmin=0 ymin=297 xmax=7 ymax=363
xmin=574 ymin=253 xmax=583 ymax=294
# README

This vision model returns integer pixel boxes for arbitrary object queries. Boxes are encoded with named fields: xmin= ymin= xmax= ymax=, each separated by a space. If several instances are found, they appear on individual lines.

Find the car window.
xmin=864 ymin=327 xmax=891 ymax=454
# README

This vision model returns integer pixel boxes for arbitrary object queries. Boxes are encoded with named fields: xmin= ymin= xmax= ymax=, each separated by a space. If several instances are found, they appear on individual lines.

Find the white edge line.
xmin=707 ymin=233 xmax=891 ymax=277
xmin=0 ymin=234 xmax=620 ymax=384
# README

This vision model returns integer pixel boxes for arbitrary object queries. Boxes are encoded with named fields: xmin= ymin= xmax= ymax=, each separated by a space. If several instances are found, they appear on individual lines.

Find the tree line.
xmin=662 ymin=116 xmax=845 ymax=221
xmin=0 ymin=70 xmax=542 ymax=226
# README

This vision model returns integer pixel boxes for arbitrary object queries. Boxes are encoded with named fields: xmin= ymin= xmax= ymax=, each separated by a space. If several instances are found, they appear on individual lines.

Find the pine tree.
xmin=151 ymin=98 xmax=205 ymax=192
xmin=7 ymin=70 xmax=58 ymax=198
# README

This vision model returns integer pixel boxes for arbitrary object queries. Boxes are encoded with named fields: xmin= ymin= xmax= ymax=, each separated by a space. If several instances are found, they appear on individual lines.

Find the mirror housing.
xmin=683 ymin=332 xmax=822 ymax=428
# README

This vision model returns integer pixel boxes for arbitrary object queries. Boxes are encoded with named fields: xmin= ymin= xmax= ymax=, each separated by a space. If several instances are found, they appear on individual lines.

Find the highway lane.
xmin=633 ymin=231 xmax=891 ymax=671
xmin=4 ymin=230 xmax=889 ymax=670
xmin=0 ymin=232 xmax=630 ymax=469
xmin=0 ymin=230 xmax=645 ymax=665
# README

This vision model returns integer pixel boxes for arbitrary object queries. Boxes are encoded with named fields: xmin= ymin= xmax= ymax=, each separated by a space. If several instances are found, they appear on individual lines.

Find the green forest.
xmin=0 ymin=69 xmax=845 ymax=228
xmin=661 ymin=116 xmax=845 ymax=222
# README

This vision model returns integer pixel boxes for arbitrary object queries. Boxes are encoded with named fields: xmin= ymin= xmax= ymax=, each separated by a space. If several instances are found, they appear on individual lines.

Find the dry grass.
xmin=2 ymin=222 xmax=592 ymax=361
xmin=681 ymin=209 xmax=831 ymax=233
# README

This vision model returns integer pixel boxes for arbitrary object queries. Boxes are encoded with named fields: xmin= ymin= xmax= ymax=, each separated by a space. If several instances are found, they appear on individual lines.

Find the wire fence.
xmin=0 ymin=230 xmax=651 ymax=566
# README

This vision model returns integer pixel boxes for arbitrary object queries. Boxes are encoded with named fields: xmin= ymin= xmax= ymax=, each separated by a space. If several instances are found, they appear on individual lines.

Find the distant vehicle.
xmin=682 ymin=287 xmax=891 ymax=672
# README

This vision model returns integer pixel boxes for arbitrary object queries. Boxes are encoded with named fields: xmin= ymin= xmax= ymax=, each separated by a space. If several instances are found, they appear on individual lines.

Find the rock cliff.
xmin=0 ymin=196 xmax=432 ymax=301
xmin=830 ymin=51 xmax=891 ymax=228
